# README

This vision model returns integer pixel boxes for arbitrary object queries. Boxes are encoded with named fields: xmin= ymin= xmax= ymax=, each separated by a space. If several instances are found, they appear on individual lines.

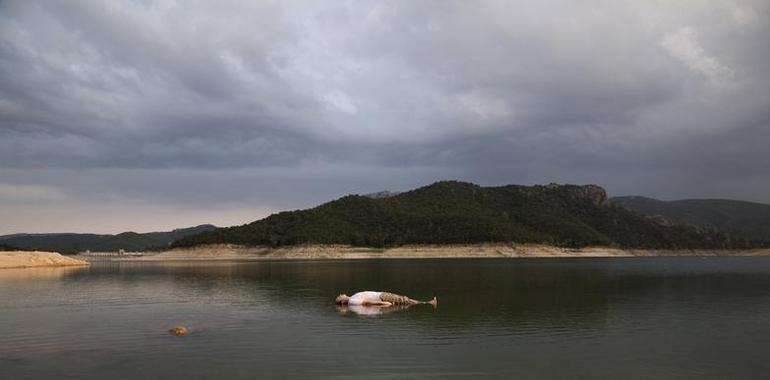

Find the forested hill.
xmin=611 ymin=196 xmax=770 ymax=244
xmin=0 ymin=224 xmax=216 ymax=254
xmin=173 ymin=181 xmax=732 ymax=249
xmin=0 ymin=243 xmax=21 ymax=251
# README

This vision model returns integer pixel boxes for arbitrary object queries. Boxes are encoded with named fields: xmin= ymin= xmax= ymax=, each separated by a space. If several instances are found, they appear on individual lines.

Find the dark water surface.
xmin=2 ymin=257 xmax=770 ymax=379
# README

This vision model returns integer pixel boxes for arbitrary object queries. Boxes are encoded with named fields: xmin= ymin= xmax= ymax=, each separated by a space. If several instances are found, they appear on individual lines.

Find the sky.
xmin=1 ymin=0 xmax=769 ymax=234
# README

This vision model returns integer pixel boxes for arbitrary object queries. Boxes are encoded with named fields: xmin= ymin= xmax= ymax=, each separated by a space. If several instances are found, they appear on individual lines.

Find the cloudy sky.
xmin=1 ymin=1 xmax=768 ymax=234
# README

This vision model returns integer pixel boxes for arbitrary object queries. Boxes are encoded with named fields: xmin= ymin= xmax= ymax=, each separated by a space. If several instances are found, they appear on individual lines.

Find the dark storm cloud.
xmin=1 ymin=0 xmax=769 ymax=233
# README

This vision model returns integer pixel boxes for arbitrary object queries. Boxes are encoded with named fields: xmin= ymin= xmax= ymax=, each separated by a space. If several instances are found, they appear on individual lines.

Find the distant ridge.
xmin=174 ymin=181 xmax=730 ymax=249
xmin=0 ymin=224 xmax=217 ymax=254
xmin=610 ymin=196 xmax=770 ymax=244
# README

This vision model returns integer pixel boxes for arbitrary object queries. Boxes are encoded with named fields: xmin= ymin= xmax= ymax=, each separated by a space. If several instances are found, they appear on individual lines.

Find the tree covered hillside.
xmin=0 ymin=224 xmax=217 ymax=254
xmin=611 ymin=196 xmax=770 ymax=245
xmin=174 ymin=181 xmax=730 ymax=249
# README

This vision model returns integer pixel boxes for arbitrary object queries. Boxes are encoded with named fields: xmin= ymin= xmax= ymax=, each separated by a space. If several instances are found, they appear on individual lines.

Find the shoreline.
xmin=78 ymin=244 xmax=770 ymax=261
xmin=0 ymin=251 xmax=91 ymax=269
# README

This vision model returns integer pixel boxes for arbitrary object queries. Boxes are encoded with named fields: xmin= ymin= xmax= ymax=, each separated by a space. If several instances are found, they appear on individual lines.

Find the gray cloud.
xmin=1 ymin=0 xmax=769 ymax=233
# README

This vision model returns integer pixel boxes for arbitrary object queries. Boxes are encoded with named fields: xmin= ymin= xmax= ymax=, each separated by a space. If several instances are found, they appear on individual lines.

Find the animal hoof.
xmin=169 ymin=326 xmax=188 ymax=336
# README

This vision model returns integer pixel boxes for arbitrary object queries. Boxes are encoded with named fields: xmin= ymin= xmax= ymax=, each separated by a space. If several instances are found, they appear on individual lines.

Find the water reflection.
xmin=4 ymin=258 xmax=770 ymax=379
xmin=80 ymin=260 xmax=614 ymax=328
xmin=0 ymin=266 xmax=88 ymax=281
xmin=337 ymin=303 xmax=419 ymax=316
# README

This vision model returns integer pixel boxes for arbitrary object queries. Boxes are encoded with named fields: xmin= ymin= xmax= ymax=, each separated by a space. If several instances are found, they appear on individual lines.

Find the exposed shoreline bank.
xmin=79 ymin=244 xmax=770 ymax=261
xmin=0 ymin=251 xmax=91 ymax=269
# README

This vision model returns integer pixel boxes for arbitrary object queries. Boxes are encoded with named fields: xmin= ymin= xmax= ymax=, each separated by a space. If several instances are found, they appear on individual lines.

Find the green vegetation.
xmin=0 ymin=225 xmax=216 ymax=254
xmin=0 ymin=243 xmax=22 ymax=251
xmin=174 ymin=181 xmax=731 ymax=249
xmin=611 ymin=196 xmax=770 ymax=246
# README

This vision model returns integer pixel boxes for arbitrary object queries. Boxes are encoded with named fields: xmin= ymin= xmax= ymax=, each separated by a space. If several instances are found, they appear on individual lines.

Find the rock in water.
xmin=169 ymin=326 xmax=188 ymax=336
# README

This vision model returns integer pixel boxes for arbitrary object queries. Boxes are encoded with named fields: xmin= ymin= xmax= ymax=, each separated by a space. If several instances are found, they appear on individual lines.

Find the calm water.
xmin=2 ymin=258 xmax=770 ymax=379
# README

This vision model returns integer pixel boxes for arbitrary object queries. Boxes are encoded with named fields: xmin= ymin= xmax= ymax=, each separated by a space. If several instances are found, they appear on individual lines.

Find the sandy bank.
xmin=0 ymin=251 xmax=91 ymax=269
xmin=87 ymin=244 xmax=770 ymax=261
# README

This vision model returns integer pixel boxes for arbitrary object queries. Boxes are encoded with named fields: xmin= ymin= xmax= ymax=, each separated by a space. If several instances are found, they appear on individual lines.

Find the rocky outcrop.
xmin=364 ymin=191 xmax=401 ymax=199
xmin=576 ymin=184 xmax=608 ymax=206
xmin=544 ymin=183 xmax=608 ymax=206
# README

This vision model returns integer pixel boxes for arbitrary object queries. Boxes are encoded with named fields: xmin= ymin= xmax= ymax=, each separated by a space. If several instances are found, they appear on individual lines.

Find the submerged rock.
xmin=168 ymin=326 xmax=188 ymax=336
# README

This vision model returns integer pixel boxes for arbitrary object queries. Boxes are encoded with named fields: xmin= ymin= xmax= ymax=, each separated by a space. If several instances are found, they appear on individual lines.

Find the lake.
xmin=2 ymin=257 xmax=770 ymax=379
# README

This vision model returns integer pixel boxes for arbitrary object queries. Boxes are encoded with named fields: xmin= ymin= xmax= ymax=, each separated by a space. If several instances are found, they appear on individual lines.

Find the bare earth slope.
xmin=100 ymin=244 xmax=770 ymax=261
xmin=0 ymin=251 xmax=91 ymax=269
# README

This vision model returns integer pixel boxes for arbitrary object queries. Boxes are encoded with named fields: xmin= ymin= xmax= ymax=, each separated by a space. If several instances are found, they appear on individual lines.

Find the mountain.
xmin=0 ymin=224 xmax=217 ymax=254
xmin=610 ymin=196 xmax=770 ymax=244
xmin=173 ymin=181 xmax=730 ymax=250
